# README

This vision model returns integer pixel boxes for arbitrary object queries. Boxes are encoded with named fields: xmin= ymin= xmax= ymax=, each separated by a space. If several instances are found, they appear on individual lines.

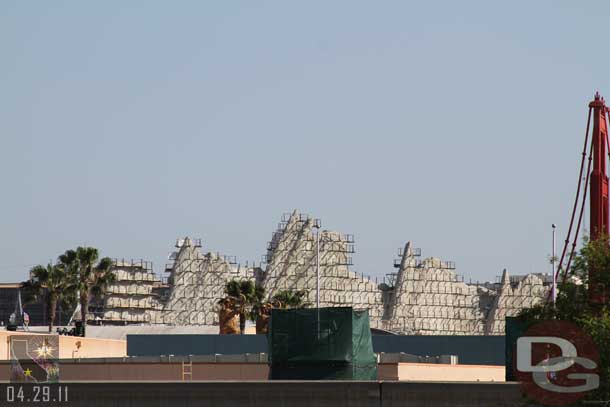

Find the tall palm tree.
xmin=217 ymin=297 xmax=240 ymax=334
xmin=271 ymin=289 xmax=311 ymax=309
xmin=224 ymin=279 xmax=257 ymax=334
xmin=249 ymin=289 xmax=311 ymax=334
xmin=29 ymin=263 xmax=74 ymax=332
xmin=249 ymin=285 xmax=271 ymax=334
xmin=59 ymin=247 xmax=115 ymax=327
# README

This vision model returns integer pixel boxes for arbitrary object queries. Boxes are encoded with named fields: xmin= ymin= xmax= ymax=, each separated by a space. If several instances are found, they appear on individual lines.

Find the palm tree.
xmin=29 ymin=263 xmax=74 ymax=332
xmin=217 ymin=297 xmax=240 ymax=334
xmin=250 ymin=285 xmax=271 ymax=334
xmin=271 ymin=289 xmax=311 ymax=309
xmin=250 ymin=289 xmax=310 ymax=334
xmin=59 ymin=247 xmax=115 ymax=327
xmin=20 ymin=279 xmax=42 ymax=308
xmin=223 ymin=279 xmax=257 ymax=334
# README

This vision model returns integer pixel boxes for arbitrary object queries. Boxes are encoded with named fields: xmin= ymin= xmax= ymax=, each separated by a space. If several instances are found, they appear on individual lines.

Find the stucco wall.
xmin=1 ymin=358 xmax=502 ymax=382
xmin=58 ymin=335 xmax=126 ymax=359
xmin=0 ymin=331 xmax=126 ymax=360
xmin=58 ymin=362 xmax=268 ymax=381
xmin=0 ymin=360 xmax=268 ymax=381
xmin=377 ymin=363 xmax=505 ymax=382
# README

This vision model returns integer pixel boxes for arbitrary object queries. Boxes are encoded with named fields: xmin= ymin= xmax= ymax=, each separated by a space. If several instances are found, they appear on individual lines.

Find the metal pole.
xmin=316 ymin=229 xmax=320 ymax=309
xmin=552 ymin=224 xmax=557 ymax=305
xmin=313 ymin=219 xmax=321 ymax=341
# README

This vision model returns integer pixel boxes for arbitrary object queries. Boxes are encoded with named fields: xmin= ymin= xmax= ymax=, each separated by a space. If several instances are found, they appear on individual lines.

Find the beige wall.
xmin=0 ymin=357 xmax=503 ymax=382
xmin=0 ymin=361 xmax=269 ymax=381
xmin=58 ymin=362 xmax=268 ymax=381
xmin=58 ymin=335 xmax=126 ymax=359
xmin=378 ymin=363 xmax=505 ymax=382
xmin=0 ymin=331 xmax=126 ymax=360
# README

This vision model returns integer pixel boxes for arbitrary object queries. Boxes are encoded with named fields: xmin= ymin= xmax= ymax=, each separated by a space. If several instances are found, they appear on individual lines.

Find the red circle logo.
xmin=514 ymin=320 xmax=599 ymax=406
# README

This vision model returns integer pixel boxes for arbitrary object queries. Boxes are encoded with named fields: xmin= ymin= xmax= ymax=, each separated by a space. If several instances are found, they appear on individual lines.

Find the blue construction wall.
xmin=127 ymin=334 xmax=268 ymax=357
xmin=127 ymin=334 xmax=505 ymax=366
xmin=372 ymin=335 xmax=504 ymax=365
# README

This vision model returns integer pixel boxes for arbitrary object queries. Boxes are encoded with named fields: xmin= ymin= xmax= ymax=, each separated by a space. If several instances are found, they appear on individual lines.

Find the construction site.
xmin=71 ymin=209 xmax=551 ymax=336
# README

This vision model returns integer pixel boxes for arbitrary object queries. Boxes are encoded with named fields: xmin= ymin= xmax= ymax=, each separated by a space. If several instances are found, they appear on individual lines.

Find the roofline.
xmin=0 ymin=283 xmax=23 ymax=288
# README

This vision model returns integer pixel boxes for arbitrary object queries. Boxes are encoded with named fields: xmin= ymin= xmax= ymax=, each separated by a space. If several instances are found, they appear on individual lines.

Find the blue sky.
xmin=1 ymin=1 xmax=609 ymax=283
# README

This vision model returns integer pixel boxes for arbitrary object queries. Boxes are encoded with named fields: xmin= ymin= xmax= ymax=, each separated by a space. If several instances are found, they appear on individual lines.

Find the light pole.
xmin=313 ymin=219 xmax=322 ymax=309
xmin=313 ymin=218 xmax=321 ymax=340
xmin=552 ymin=224 xmax=557 ymax=305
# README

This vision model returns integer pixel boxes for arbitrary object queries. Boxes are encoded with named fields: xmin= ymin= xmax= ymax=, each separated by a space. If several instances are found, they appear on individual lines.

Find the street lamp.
xmin=313 ymin=219 xmax=322 ymax=309
xmin=551 ymin=224 xmax=557 ymax=305
xmin=313 ymin=218 xmax=322 ymax=341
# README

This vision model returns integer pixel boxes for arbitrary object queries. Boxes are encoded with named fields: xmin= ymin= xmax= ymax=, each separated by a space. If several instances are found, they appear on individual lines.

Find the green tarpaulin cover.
xmin=505 ymin=316 xmax=532 ymax=382
xmin=268 ymin=307 xmax=377 ymax=380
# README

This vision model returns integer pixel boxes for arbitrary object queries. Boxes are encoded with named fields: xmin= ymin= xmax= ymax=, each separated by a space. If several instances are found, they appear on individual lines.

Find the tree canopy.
xmin=25 ymin=246 xmax=115 ymax=332
xmin=518 ymin=236 xmax=610 ymax=403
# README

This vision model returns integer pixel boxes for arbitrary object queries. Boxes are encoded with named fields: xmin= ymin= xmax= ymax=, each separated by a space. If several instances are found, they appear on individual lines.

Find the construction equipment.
xmin=554 ymin=92 xmax=610 ymax=305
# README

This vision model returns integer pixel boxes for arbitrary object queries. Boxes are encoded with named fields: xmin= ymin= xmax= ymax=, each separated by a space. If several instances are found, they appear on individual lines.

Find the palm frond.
xmin=58 ymin=250 xmax=77 ymax=267
xmin=77 ymin=246 xmax=99 ymax=267
xmin=271 ymin=289 xmax=310 ymax=309
xmin=29 ymin=264 xmax=49 ymax=283
xmin=20 ymin=280 xmax=42 ymax=305
xmin=96 ymin=257 xmax=113 ymax=272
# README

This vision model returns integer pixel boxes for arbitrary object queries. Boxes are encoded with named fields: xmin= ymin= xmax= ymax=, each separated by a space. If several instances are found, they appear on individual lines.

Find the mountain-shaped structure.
xmin=97 ymin=211 xmax=551 ymax=335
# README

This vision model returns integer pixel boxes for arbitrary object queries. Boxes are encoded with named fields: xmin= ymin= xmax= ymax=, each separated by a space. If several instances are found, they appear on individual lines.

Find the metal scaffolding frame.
xmin=92 ymin=214 xmax=551 ymax=335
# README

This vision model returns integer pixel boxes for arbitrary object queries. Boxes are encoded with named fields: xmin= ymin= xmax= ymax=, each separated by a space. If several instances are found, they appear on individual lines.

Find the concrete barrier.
xmin=0 ymin=382 xmax=527 ymax=406
xmin=10 ymin=382 xmax=381 ymax=407
xmin=380 ymin=382 xmax=524 ymax=407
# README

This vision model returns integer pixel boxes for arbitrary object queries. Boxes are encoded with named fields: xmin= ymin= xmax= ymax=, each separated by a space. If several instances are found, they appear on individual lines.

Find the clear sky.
xmin=2 ymin=1 xmax=609 ymax=284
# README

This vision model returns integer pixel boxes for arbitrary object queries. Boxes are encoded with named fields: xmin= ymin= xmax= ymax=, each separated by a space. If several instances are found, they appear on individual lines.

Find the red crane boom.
xmin=589 ymin=92 xmax=609 ymax=241
xmin=553 ymin=92 xmax=609 ymax=305
xmin=589 ymin=93 xmax=609 ymax=304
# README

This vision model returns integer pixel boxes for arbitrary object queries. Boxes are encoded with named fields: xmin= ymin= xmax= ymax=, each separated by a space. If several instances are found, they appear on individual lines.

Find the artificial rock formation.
xmin=101 ymin=210 xmax=551 ymax=335
xmin=385 ymin=243 xmax=487 ymax=335
xmin=159 ymin=238 xmax=253 ymax=325
xmin=484 ymin=270 xmax=550 ymax=335
xmin=102 ymin=260 xmax=164 ymax=324
xmin=258 ymin=211 xmax=384 ymax=328
xmin=383 ymin=243 xmax=551 ymax=335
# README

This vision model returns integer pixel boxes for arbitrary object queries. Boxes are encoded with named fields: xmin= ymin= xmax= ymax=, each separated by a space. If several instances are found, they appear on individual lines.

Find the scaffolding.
xmin=260 ymin=211 xmax=384 ymax=325
xmin=386 ymin=244 xmax=487 ymax=335
xmin=159 ymin=238 xmax=252 ymax=326
xmin=484 ymin=271 xmax=550 ymax=335
xmin=100 ymin=259 xmax=164 ymax=324
xmin=90 ymin=214 xmax=551 ymax=336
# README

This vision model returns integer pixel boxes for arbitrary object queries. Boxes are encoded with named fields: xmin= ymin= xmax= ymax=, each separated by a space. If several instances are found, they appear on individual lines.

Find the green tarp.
xmin=505 ymin=316 xmax=532 ymax=382
xmin=268 ymin=307 xmax=377 ymax=380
